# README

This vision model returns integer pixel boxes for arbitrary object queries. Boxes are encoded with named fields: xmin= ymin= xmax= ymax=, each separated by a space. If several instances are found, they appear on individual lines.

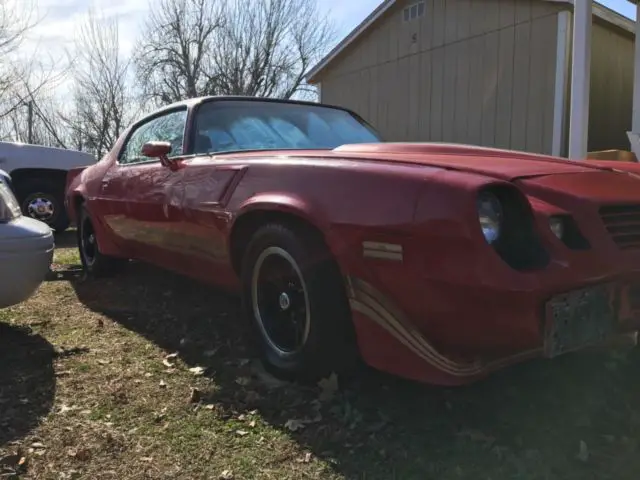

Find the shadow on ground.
xmin=0 ymin=322 xmax=56 ymax=447
xmin=53 ymin=230 xmax=77 ymax=249
xmin=67 ymin=260 xmax=640 ymax=480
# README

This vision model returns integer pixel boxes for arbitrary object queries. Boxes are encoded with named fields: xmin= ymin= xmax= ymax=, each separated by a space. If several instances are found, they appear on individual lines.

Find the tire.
xmin=77 ymin=204 xmax=124 ymax=277
xmin=240 ymin=223 xmax=358 ymax=384
xmin=15 ymin=178 xmax=70 ymax=232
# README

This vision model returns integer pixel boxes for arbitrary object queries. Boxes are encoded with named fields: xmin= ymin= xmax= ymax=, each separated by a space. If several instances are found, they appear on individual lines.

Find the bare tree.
xmin=134 ymin=0 xmax=225 ymax=105
xmin=0 ymin=0 xmax=47 ymax=120
xmin=211 ymin=0 xmax=333 ymax=99
xmin=134 ymin=0 xmax=332 ymax=104
xmin=67 ymin=10 xmax=136 ymax=158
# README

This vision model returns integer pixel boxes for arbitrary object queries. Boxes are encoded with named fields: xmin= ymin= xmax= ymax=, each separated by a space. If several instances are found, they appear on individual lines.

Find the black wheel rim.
xmin=251 ymin=247 xmax=310 ymax=356
xmin=81 ymin=216 xmax=97 ymax=266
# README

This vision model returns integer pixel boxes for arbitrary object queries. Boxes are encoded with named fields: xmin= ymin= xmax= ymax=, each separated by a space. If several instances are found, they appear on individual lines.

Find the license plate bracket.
xmin=544 ymin=284 xmax=616 ymax=358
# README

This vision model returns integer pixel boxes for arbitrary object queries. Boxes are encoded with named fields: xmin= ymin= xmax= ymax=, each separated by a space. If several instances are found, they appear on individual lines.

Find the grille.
xmin=600 ymin=204 xmax=640 ymax=250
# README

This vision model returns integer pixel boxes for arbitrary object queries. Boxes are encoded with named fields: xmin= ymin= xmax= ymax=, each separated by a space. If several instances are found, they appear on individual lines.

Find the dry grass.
xmin=2 ymin=231 xmax=640 ymax=479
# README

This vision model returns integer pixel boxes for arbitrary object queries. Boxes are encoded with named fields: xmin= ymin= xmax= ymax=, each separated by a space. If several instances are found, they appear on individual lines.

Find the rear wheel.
xmin=15 ymin=178 xmax=69 ymax=232
xmin=78 ymin=205 xmax=124 ymax=277
xmin=240 ymin=223 xmax=358 ymax=383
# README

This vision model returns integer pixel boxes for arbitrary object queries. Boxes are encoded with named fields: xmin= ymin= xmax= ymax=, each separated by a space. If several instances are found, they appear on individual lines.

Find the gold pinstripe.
xmin=347 ymin=276 xmax=542 ymax=377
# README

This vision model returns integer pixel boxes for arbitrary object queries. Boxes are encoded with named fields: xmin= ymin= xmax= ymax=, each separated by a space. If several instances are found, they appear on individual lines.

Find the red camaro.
xmin=66 ymin=96 xmax=640 ymax=386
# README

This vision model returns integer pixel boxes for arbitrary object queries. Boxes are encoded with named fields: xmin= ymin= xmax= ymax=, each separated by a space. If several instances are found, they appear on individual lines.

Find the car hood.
xmin=331 ymin=143 xmax=613 ymax=181
xmin=517 ymin=170 xmax=640 ymax=209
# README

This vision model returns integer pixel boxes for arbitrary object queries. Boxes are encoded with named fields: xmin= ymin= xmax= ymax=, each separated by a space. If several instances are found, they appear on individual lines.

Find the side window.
xmin=119 ymin=109 xmax=187 ymax=165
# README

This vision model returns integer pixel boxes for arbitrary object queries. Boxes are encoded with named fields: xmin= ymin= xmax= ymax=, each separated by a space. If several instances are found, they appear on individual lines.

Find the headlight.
xmin=0 ymin=181 xmax=22 ymax=223
xmin=549 ymin=217 xmax=565 ymax=239
xmin=477 ymin=192 xmax=502 ymax=244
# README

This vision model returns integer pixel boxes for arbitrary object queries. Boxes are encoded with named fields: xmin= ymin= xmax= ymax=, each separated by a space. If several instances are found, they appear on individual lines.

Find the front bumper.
xmin=345 ymin=240 xmax=640 ymax=385
xmin=0 ymin=217 xmax=54 ymax=308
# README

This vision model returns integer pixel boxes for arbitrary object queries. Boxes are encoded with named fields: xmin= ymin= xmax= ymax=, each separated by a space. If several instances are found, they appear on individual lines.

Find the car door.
xmin=169 ymin=104 xmax=252 ymax=288
xmin=116 ymin=108 xmax=190 ymax=271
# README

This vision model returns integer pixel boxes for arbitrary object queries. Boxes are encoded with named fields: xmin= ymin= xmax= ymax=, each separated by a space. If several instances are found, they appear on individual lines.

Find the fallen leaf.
xmin=140 ymin=457 xmax=153 ymax=462
xmin=219 ymin=469 xmax=234 ymax=480
xmin=159 ymin=380 xmax=167 ymax=388
xmin=318 ymin=373 xmax=339 ymax=402
xmin=189 ymin=366 xmax=206 ymax=376
xmin=31 ymin=442 xmax=45 ymax=449
xmin=162 ymin=353 xmax=179 ymax=368
xmin=244 ymin=391 xmax=261 ymax=403
xmin=577 ymin=440 xmax=589 ymax=462
xmin=236 ymin=430 xmax=249 ymax=436
xmin=58 ymin=404 xmax=77 ymax=414
xmin=297 ymin=452 xmax=312 ymax=463
xmin=97 ymin=359 xmax=110 ymax=365
xmin=284 ymin=419 xmax=306 ymax=432
xmin=235 ymin=377 xmax=251 ymax=387
xmin=69 ymin=449 xmax=91 ymax=461
xmin=250 ymin=360 xmax=290 ymax=389
xmin=249 ymin=420 xmax=256 ymax=428
xmin=306 ymin=411 xmax=322 ymax=424
xmin=204 ymin=404 xmax=215 ymax=410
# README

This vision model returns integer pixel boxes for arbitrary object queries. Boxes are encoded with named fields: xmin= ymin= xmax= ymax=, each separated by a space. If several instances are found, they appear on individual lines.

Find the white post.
xmin=627 ymin=3 xmax=640 ymax=160
xmin=552 ymin=11 xmax=570 ymax=157
xmin=632 ymin=3 xmax=640 ymax=133
xmin=568 ymin=1 xmax=592 ymax=159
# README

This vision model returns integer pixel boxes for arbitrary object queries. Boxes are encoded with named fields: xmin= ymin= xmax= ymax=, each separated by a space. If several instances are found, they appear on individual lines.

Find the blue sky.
xmin=600 ymin=0 xmax=636 ymax=18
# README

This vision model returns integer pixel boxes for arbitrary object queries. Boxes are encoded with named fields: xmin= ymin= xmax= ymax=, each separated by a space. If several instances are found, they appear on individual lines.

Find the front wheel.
xmin=240 ymin=223 xmax=357 ymax=384
xmin=77 ymin=205 xmax=124 ymax=277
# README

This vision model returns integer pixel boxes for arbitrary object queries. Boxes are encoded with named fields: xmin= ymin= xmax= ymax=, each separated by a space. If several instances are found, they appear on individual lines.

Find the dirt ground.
xmin=2 ymin=230 xmax=640 ymax=479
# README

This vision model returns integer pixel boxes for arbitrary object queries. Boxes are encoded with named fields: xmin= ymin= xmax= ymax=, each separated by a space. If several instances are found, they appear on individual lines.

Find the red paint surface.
xmin=65 ymin=97 xmax=640 ymax=385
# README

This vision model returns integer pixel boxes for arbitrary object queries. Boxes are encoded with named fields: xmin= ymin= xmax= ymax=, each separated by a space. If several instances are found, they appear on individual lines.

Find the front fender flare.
xmin=230 ymin=193 xmax=347 ymax=258
xmin=234 ymin=193 xmax=328 ymax=227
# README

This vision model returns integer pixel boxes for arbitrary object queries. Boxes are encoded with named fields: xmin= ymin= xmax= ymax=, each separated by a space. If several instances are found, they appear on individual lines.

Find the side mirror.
xmin=141 ymin=141 xmax=172 ymax=158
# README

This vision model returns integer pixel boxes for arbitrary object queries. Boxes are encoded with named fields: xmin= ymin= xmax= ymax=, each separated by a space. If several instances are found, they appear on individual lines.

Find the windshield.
xmin=192 ymin=100 xmax=381 ymax=154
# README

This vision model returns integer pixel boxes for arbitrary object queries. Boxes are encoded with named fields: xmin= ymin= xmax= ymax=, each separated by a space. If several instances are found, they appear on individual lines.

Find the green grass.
xmin=1 ymin=230 xmax=640 ymax=479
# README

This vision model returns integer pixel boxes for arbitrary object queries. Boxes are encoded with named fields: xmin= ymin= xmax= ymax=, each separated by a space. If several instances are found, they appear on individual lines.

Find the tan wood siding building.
xmin=309 ymin=0 xmax=635 ymax=157
xmin=589 ymin=18 xmax=635 ymax=152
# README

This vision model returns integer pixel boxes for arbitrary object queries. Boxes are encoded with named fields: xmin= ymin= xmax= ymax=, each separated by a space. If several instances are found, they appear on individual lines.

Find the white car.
xmin=0 ymin=141 xmax=96 ymax=232
xmin=0 ymin=169 xmax=54 ymax=309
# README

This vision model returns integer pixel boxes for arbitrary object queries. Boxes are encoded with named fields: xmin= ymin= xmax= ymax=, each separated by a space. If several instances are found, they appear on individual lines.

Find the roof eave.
xmin=306 ymin=0 xmax=396 ymax=84
xmin=306 ymin=0 xmax=637 ymax=85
